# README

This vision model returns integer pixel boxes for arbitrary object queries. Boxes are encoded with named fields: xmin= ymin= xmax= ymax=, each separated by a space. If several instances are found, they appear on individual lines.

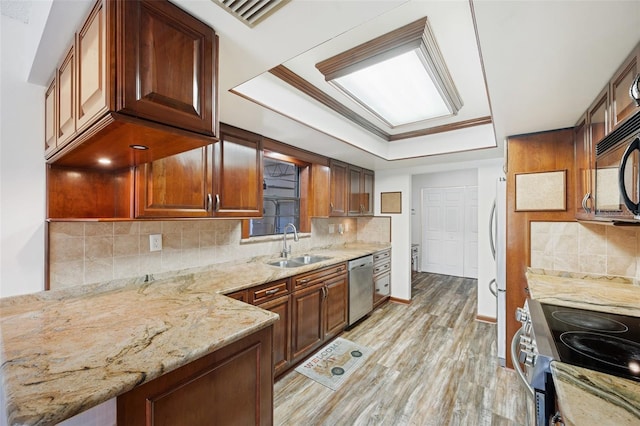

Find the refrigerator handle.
xmin=488 ymin=278 xmax=498 ymax=297
xmin=489 ymin=199 xmax=496 ymax=260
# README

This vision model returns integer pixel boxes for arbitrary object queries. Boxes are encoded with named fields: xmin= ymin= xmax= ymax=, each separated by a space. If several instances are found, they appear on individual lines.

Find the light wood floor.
xmin=274 ymin=272 xmax=530 ymax=426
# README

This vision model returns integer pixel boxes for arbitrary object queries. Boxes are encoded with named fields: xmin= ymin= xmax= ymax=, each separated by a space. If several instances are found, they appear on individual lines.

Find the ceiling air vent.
xmin=212 ymin=0 xmax=290 ymax=27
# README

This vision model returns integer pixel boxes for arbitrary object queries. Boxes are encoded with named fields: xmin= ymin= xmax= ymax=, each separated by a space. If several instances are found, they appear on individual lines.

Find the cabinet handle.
xmin=322 ymin=286 xmax=328 ymax=299
xmin=330 ymin=202 xmax=334 ymax=212
xmin=206 ymin=193 xmax=213 ymax=212
xmin=298 ymin=279 xmax=310 ymax=285
xmin=585 ymin=192 xmax=592 ymax=213
xmin=214 ymin=194 xmax=220 ymax=212
xmin=264 ymin=288 xmax=279 ymax=296
xmin=337 ymin=266 xmax=344 ymax=272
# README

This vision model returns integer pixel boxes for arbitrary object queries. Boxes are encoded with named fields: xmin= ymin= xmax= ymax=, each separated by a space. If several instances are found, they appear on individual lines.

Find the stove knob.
xmin=524 ymin=353 xmax=536 ymax=367
xmin=519 ymin=336 xmax=532 ymax=345
xmin=515 ymin=307 xmax=529 ymax=323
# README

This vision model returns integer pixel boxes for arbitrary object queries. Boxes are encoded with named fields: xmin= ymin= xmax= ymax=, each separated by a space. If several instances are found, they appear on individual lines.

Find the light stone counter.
xmin=0 ymin=243 xmax=390 ymax=425
xmin=526 ymin=268 xmax=640 ymax=425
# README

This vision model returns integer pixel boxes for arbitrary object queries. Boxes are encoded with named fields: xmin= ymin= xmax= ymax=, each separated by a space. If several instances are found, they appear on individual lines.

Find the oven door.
xmin=595 ymin=133 xmax=640 ymax=220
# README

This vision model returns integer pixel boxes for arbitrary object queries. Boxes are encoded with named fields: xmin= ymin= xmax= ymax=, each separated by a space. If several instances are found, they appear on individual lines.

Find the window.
xmin=250 ymin=156 xmax=300 ymax=237
xmin=316 ymin=17 xmax=462 ymax=128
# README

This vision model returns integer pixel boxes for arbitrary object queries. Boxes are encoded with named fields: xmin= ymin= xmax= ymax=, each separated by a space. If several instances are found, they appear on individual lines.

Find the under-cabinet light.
xmin=98 ymin=158 xmax=112 ymax=165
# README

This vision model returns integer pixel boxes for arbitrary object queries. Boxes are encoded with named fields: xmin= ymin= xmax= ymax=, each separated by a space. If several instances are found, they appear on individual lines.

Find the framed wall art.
xmin=515 ymin=170 xmax=566 ymax=211
xmin=380 ymin=191 xmax=402 ymax=214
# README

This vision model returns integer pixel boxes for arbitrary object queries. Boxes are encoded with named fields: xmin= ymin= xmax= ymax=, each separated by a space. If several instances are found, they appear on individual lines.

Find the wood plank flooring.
xmin=274 ymin=273 xmax=531 ymax=426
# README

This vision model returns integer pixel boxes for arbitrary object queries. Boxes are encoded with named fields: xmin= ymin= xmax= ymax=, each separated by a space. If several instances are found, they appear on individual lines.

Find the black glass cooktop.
xmin=541 ymin=303 xmax=640 ymax=382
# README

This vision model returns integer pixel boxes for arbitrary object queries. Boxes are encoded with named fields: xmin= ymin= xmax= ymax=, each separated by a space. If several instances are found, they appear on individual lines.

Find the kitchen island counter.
xmin=0 ymin=242 xmax=390 ymax=425
xmin=526 ymin=268 xmax=640 ymax=425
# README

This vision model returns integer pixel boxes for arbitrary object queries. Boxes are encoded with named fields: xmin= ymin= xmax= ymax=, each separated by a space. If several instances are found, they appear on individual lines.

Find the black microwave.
xmin=594 ymin=111 xmax=640 ymax=221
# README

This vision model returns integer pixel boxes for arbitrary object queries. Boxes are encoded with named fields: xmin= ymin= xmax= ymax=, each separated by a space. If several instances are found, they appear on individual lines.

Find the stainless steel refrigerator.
xmin=489 ymin=177 xmax=507 ymax=366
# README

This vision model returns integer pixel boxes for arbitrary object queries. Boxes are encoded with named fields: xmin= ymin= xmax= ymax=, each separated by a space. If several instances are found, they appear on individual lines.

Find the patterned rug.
xmin=295 ymin=337 xmax=373 ymax=391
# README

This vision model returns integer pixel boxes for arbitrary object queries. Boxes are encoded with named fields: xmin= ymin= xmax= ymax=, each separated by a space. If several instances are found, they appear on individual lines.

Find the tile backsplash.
xmin=48 ymin=217 xmax=391 ymax=289
xmin=530 ymin=222 xmax=640 ymax=279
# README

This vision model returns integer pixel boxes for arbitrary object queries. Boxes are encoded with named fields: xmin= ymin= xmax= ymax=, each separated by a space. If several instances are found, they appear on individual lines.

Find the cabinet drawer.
xmin=293 ymin=263 xmax=347 ymax=290
xmin=373 ymin=261 xmax=390 ymax=276
xmin=374 ymin=273 xmax=390 ymax=296
xmin=373 ymin=249 xmax=390 ymax=264
xmin=250 ymin=279 xmax=290 ymax=304
xmin=227 ymin=289 xmax=248 ymax=303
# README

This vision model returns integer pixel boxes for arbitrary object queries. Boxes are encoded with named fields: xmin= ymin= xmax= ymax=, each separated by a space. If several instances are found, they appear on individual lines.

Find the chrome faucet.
xmin=281 ymin=223 xmax=299 ymax=258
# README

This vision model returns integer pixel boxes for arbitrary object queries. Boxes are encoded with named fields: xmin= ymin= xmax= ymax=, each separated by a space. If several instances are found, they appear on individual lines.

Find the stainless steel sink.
xmin=290 ymin=255 xmax=332 ymax=265
xmin=266 ymin=255 xmax=332 ymax=268
xmin=267 ymin=259 xmax=303 ymax=268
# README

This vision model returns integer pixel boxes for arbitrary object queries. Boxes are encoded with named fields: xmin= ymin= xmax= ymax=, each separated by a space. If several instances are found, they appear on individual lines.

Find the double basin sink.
xmin=267 ymin=255 xmax=332 ymax=268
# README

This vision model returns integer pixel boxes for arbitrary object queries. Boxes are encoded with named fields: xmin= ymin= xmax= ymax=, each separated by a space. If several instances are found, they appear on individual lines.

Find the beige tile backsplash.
xmin=530 ymin=222 xmax=640 ymax=279
xmin=48 ymin=217 xmax=391 ymax=289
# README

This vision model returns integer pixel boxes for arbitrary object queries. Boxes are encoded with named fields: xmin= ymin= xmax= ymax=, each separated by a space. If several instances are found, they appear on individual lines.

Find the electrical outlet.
xmin=338 ymin=224 xmax=344 ymax=234
xmin=328 ymin=224 xmax=335 ymax=234
xmin=149 ymin=234 xmax=162 ymax=252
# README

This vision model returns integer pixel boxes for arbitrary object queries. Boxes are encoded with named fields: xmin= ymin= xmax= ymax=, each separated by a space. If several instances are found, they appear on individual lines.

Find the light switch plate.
xmin=149 ymin=234 xmax=162 ymax=252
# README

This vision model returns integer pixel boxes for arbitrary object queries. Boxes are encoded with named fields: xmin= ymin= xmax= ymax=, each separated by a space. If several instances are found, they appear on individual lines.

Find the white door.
xmin=422 ymin=187 xmax=465 ymax=276
xmin=463 ymin=186 xmax=478 ymax=278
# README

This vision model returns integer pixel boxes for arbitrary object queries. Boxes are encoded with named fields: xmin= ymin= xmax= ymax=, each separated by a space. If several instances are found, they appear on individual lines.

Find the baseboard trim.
xmin=476 ymin=315 xmax=496 ymax=324
xmin=389 ymin=297 xmax=411 ymax=305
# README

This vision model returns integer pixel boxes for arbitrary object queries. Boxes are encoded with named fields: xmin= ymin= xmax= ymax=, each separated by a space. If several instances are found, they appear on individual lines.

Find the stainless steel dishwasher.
xmin=348 ymin=255 xmax=374 ymax=326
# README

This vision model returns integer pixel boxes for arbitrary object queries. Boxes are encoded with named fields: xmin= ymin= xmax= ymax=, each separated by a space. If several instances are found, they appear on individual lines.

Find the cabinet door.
xmin=212 ymin=125 xmax=263 ymax=217
xmin=76 ymin=0 xmax=108 ymax=133
xmin=135 ymin=145 xmax=213 ymax=217
xmin=291 ymin=283 xmax=324 ymax=361
xmin=610 ymin=44 xmax=640 ymax=129
xmin=574 ymin=114 xmax=594 ymax=219
xmin=324 ymin=273 xmax=348 ymax=340
xmin=119 ymin=0 xmax=216 ymax=136
xmin=329 ymin=159 xmax=348 ymax=216
xmin=348 ymin=165 xmax=362 ymax=216
xmin=362 ymin=168 xmax=374 ymax=215
xmin=57 ymin=46 xmax=76 ymax=147
xmin=588 ymin=86 xmax=609 ymax=145
xmin=258 ymin=295 xmax=291 ymax=377
xmin=45 ymin=78 xmax=57 ymax=156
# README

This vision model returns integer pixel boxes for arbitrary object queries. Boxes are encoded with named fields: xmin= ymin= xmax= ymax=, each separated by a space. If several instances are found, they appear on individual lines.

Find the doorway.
xmin=421 ymin=186 xmax=478 ymax=278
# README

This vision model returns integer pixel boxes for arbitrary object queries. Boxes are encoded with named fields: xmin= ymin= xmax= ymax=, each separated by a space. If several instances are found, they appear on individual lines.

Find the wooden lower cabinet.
xmin=291 ymin=282 xmax=325 ymax=361
xmin=117 ymin=326 xmax=273 ymax=426
xmin=373 ymin=249 xmax=391 ymax=308
xmin=324 ymin=273 xmax=348 ymax=340
xmin=291 ymin=263 xmax=348 ymax=364
xmin=257 ymin=295 xmax=291 ymax=377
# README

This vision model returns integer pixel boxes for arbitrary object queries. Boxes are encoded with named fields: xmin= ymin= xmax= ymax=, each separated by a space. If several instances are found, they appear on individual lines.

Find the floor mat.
xmin=294 ymin=337 xmax=373 ymax=391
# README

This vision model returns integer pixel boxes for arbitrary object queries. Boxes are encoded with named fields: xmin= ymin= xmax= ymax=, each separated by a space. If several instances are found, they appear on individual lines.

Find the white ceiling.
xmin=26 ymin=0 xmax=640 ymax=172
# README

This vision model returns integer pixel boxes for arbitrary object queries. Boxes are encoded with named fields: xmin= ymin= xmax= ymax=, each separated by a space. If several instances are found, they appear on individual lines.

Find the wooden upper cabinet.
xmin=329 ymin=159 xmax=348 ymax=216
xmin=587 ymin=85 xmax=609 ymax=146
xmin=610 ymin=43 xmax=640 ymax=129
xmin=574 ymin=113 xmax=594 ymax=220
xmin=44 ymin=0 xmax=219 ymax=170
xmin=57 ymin=46 xmax=76 ymax=147
xmin=135 ymin=145 xmax=212 ymax=217
xmin=119 ymin=0 xmax=216 ymax=136
xmin=348 ymin=165 xmax=374 ymax=216
xmin=213 ymin=124 xmax=263 ymax=217
xmin=76 ymin=0 xmax=108 ymax=134
xmin=45 ymin=78 xmax=57 ymax=155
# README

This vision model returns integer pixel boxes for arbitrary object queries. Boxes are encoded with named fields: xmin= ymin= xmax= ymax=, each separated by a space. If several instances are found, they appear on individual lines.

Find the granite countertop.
xmin=0 ymin=242 xmax=390 ymax=426
xmin=526 ymin=268 xmax=640 ymax=425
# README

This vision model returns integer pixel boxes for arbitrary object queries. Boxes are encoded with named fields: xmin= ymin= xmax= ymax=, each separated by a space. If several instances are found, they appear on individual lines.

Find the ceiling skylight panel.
xmin=316 ymin=17 xmax=463 ymax=129
xmin=333 ymin=50 xmax=450 ymax=126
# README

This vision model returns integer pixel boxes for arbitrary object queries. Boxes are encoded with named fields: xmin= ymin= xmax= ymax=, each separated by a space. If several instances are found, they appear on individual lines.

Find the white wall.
xmin=1 ymin=14 xmax=48 ymax=297
xmin=374 ymin=172 xmax=412 ymax=302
